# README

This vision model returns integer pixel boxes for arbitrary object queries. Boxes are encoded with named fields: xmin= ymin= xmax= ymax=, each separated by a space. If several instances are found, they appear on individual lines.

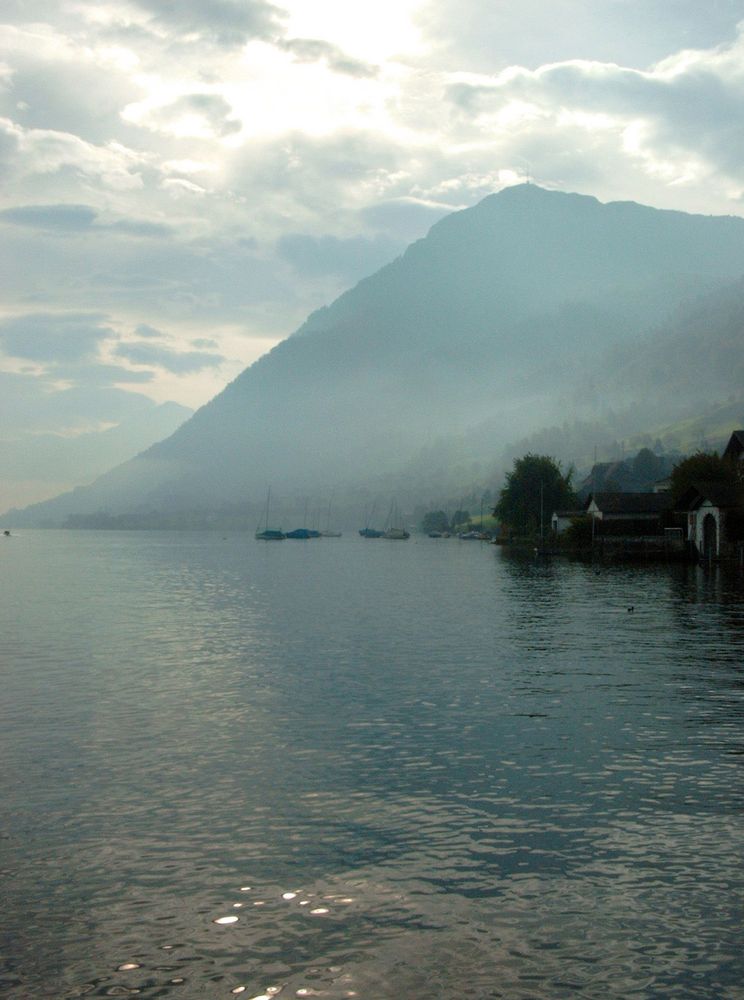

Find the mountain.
xmin=8 ymin=184 xmax=744 ymax=526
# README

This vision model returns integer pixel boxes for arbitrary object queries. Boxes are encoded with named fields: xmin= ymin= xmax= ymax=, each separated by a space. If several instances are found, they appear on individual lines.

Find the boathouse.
xmin=677 ymin=483 xmax=743 ymax=561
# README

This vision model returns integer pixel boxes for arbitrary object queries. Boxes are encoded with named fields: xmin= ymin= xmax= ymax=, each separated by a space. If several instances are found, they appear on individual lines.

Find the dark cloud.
xmin=0 ymin=204 xmax=97 ymax=231
xmin=115 ymin=341 xmax=225 ymax=372
xmin=278 ymin=38 xmax=378 ymax=78
xmin=132 ymin=0 xmax=284 ymax=47
xmin=0 ymin=312 xmax=114 ymax=362
xmin=278 ymin=232 xmax=403 ymax=281
xmin=134 ymin=323 xmax=164 ymax=339
xmin=0 ymin=204 xmax=171 ymax=237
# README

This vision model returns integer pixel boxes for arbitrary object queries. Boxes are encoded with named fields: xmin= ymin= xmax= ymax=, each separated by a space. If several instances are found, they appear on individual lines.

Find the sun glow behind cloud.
xmin=283 ymin=0 xmax=426 ymax=64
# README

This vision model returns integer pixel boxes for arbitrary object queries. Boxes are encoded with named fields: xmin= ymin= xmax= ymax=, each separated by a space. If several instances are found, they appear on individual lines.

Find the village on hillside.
xmin=544 ymin=429 xmax=744 ymax=564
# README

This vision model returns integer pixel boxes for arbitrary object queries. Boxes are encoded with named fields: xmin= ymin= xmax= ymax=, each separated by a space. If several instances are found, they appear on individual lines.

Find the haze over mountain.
xmin=8 ymin=184 xmax=744 ymax=526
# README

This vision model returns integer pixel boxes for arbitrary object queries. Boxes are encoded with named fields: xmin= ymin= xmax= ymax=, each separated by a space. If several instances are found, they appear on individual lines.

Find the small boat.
xmin=383 ymin=527 xmax=410 ymax=540
xmin=383 ymin=500 xmax=410 ymax=540
xmin=286 ymin=500 xmax=321 ymax=539
xmin=359 ymin=501 xmax=383 ymax=538
xmin=286 ymin=528 xmax=320 ymax=539
xmin=255 ymin=487 xmax=285 ymax=540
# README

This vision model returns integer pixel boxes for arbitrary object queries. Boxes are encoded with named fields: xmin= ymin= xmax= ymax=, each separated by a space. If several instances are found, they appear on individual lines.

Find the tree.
xmin=632 ymin=447 xmax=666 ymax=486
xmin=494 ymin=454 xmax=576 ymax=536
xmin=421 ymin=510 xmax=450 ymax=534
xmin=669 ymin=451 xmax=741 ymax=504
xmin=450 ymin=509 xmax=470 ymax=529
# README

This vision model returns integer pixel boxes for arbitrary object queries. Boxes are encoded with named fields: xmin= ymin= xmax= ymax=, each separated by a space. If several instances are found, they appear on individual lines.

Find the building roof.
xmin=723 ymin=430 xmax=744 ymax=461
xmin=585 ymin=492 xmax=674 ymax=514
xmin=677 ymin=481 xmax=742 ymax=510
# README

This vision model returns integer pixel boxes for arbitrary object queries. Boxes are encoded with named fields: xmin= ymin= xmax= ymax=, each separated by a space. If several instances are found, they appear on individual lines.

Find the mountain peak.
xmin=9 ymin=189 xmax=744 ymax=525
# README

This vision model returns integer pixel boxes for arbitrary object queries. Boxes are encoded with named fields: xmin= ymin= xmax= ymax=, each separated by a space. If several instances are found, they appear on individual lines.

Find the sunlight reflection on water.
xmin=1 ymin=533 xmax=744 ymax=998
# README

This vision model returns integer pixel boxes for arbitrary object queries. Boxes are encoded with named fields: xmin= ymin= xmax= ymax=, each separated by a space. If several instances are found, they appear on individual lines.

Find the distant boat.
xmin=383 ymin=500 xmax=410 ymax=540
xmin=255 ymin=487 xmax=285 ymax=540
xmin=359 ymin=501 xmax=383 ymax=538
xmin=320 ymin=495 xmax=342 ymax=537
xmin=286 ymin=499 xmax=321 ymax=539
xmin=286 ymin=528 xmax=320 ymax=539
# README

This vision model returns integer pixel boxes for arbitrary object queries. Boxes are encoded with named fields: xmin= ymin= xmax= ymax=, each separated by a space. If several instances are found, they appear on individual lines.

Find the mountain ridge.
xmin=8 ymin=184 xmax=744 ymax=526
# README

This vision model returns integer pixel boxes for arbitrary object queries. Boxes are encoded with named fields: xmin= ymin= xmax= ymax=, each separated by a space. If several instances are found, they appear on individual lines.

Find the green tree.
xmin=669 ymin=451 xmax=741 ymax=503
xmin=494 ymin=454 xmax=576 ymax=536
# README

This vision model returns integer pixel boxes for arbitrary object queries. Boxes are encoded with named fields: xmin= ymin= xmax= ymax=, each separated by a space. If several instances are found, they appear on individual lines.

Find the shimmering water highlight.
xmin=1 ymin=531 xmax=743 ymax=999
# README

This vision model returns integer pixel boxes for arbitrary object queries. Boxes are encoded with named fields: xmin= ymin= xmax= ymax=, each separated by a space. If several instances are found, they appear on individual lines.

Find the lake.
xmin=1 ymin=530 xmax=743 ymax=999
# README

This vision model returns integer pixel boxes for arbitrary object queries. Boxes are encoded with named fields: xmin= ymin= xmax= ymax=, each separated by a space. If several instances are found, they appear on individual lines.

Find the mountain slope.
xmin=9 ymin=184 xmax=744 ymax=525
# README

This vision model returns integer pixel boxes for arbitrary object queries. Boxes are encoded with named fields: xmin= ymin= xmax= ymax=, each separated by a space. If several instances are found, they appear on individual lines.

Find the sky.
xmin=2 ymin=0 xmax=744 ymax=509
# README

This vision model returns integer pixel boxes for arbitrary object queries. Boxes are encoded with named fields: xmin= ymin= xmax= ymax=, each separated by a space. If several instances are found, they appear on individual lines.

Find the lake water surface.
xmin=1 ymin=530 xmax=744 ymax=999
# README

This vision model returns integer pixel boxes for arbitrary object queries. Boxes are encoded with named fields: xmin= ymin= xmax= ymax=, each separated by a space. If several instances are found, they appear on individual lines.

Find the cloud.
xmin=51 ymin=362 xmax=156 ymax=386
xmin=134 ymin=323 xmax=163 ymax=338
xmin=278 ymin=37 xmax=378 ymax=78
xmin=443 ymin=30 xmax=744 ymax=187
xmin=131 ymin=0 xmax=284 ymax=48
xmin=0 ymin=117 xmax=147 ymax=190
xmin=0 ymin=312 xmax=115 ymax=362
xmin=278 ymin=231 xmax=403 ymax=280
xmin=115 ymin=340 xmax=225 ymax=372
xmin=0 ymin=24 xmax=140 ymax=144
xmin=360 ymin=198 xmax=455 ymax=240
xmin=0 ymin=203 xmax=171 ymax=236
xmin=0 ymin=203 xmax=98 ymax=230
xmin=132 ymin=92 xmax=242 ymax=138
xmin=416 ymin=0 xmax=744 ymax=74
xmin=0 ymin=369 xmax=158 ymax=435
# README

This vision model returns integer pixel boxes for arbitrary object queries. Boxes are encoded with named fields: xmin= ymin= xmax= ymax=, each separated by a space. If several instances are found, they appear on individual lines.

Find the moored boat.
xmin=255 ymin=488 xmax=285 ymax=540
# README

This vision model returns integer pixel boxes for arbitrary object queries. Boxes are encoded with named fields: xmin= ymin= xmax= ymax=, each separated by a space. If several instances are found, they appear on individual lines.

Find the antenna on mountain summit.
xmin=515 ymin=156 xmax=533 ymax=184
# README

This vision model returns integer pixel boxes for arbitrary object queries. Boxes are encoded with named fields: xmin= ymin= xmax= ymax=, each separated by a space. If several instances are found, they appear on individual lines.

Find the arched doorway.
xmin=702 ymin=512 xmax=717 ymax=561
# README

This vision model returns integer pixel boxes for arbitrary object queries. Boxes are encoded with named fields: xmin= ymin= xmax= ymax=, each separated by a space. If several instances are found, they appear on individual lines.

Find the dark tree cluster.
xmin=494 ymin=454 xmax=577 ymax=536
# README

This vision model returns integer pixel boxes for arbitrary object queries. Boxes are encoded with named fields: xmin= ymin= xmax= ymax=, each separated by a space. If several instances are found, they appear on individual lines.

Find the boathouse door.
xmin=702 ymin=512 xmax=717 ymax=561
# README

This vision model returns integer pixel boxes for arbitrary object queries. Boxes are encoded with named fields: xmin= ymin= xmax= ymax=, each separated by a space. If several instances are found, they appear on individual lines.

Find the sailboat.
xmin=383 ymin=499 xmax=410 ymax=540
xmin=359 ymin=500 xmax=383 ymax=538
xmin=255 ymin=487 xmax=285 ymax=540
xmin=320 ymin=495 xmax=342 ymax=537
xmin=286 ymin=498 xmax=321 ymax=539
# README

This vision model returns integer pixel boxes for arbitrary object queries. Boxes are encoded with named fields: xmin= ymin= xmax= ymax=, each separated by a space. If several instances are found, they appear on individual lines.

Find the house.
xmin=584 ymin=492 xmax=679 ymax=555
xmin=722 ymin=430 xmax=744 ymax=465
xmin=585 ymin=492 xmax=673 ymax=531
xmin=551 ymin=509 xmax=585 ymax=534
xmin=677 ymin=482 xmax=743 ymax=561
